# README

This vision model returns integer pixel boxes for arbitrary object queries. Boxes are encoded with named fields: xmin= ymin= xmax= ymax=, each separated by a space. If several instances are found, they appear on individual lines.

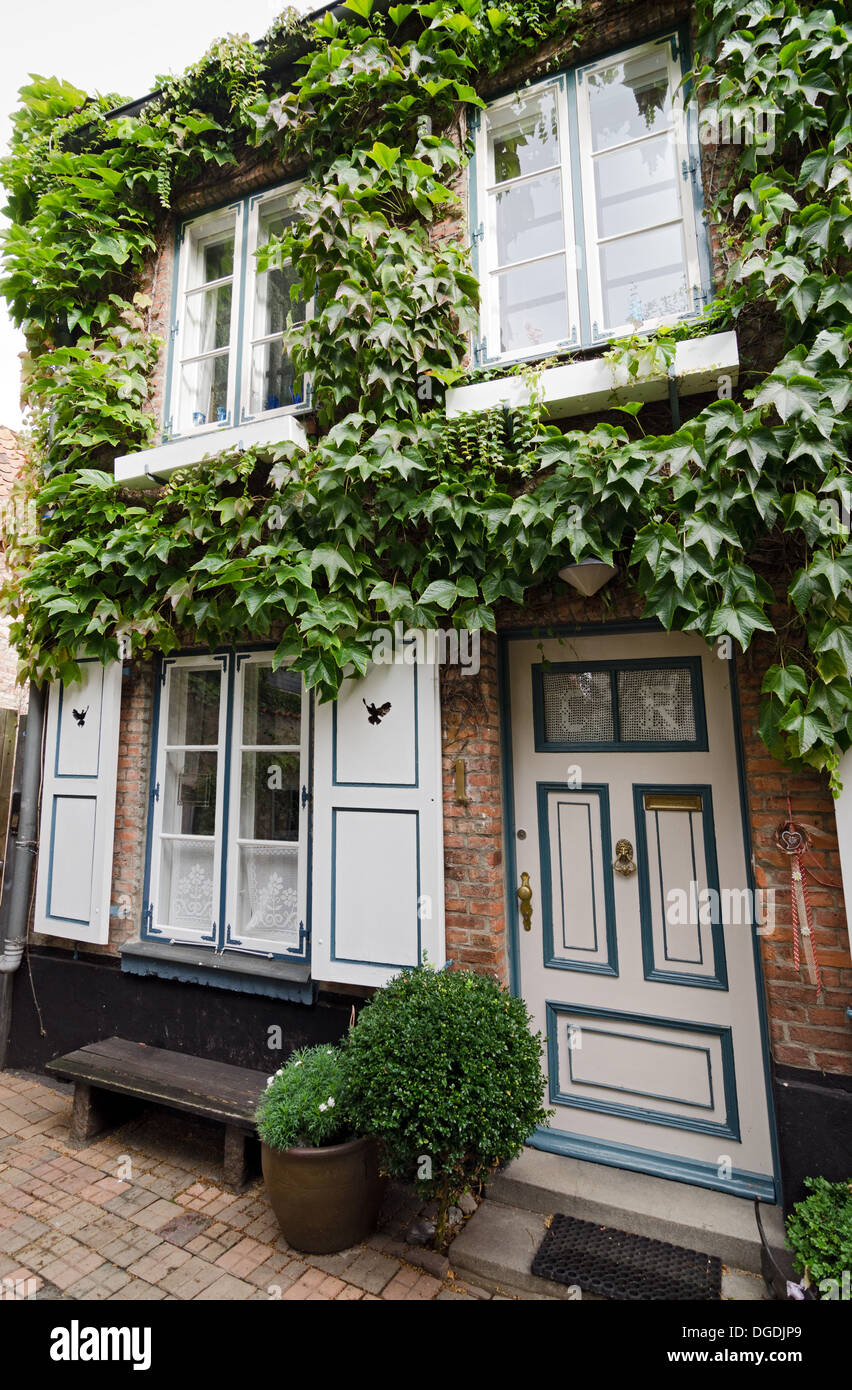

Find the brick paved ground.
xmin=0 ymin=1071 xmax=496 ymax=1302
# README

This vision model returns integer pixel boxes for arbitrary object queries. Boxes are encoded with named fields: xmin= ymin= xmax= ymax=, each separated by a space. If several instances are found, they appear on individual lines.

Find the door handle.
xmin=517 ymin=871 xmax=533 ymax=931
xmin=613 ymin=839 xmax=637 ymax=876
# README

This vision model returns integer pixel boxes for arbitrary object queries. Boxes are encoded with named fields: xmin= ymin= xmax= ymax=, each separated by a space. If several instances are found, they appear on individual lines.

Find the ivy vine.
xmin=0 ymin=0 xmax=850 ymax=788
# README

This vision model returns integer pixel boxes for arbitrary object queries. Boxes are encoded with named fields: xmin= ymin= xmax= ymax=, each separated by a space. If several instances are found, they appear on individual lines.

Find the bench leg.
xmin=70 ymin=1083 xmax=118 ymax=1146
xmin=223 ymin=1125 xmax=249 ymax=1191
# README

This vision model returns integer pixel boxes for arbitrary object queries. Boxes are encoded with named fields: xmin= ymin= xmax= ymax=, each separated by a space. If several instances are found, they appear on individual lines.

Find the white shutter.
xmin=34 ymin=660 xmax=122 ymax=944
xmin=311 ymin=656 xmax=445 ymax=987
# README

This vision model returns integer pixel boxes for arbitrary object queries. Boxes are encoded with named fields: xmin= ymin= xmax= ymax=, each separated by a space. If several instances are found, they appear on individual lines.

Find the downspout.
xmin=0 ymin=684 xmax=45 ymax=1069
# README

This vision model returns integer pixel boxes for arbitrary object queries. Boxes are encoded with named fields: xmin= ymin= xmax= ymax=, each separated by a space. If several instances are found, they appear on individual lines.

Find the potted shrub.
xmin=255 ymin=1043 xmax=384 ymax=1255
xmin=343 ymin=963 xmax=551 ymax=1248
xmin=784 ymin=1177 xmax=852 ymax=1299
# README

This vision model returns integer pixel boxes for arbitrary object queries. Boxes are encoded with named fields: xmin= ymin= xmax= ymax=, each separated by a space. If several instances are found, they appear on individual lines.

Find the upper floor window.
xmin=166 ymin=182 xmax=308 ymax=439
xmin=471 ymin=34 xmax=708 ymax=364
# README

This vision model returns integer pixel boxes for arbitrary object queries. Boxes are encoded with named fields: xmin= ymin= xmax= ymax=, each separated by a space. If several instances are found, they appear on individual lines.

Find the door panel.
xmin=508 ymin=630 xmax=776 ymax=1198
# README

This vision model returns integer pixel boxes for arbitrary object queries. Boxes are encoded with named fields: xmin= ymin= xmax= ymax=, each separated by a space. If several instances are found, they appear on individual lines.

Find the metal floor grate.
xmin=532 ymin=1213 xmax=722 ymax=1300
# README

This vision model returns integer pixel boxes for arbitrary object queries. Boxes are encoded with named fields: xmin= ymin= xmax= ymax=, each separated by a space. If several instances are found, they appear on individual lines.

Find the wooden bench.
xmin=46 ymin=1037 xmax=269 ymax=1190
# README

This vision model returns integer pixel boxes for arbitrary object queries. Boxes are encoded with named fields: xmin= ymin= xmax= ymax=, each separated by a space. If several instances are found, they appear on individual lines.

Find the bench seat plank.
xmin=46 ymin=1038 xmax=270 ymax=1131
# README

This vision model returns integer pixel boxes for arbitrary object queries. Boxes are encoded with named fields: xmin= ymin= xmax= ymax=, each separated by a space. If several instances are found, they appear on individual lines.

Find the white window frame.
xmin=223 ymin=650 xmax=311 ymax=958
xmin=472 ymin=34 xmax=706 ymax=363
xmin=576 ymin=38 xmax=703 ymax=343
xmin=146 ymin=650 xmax=310 ymax=961
xmin=473 ymin=77 xmax=581 ymax=366
xmin=166 ymin=180 xmax=309 ymax=441
xmin=147 ymin=652 xmax=230 ymax=947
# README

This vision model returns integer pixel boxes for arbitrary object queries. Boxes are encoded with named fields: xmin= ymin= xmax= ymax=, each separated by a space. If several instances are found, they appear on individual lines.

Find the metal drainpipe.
xmin=0 ymin=684 xmax=45 ymax=1069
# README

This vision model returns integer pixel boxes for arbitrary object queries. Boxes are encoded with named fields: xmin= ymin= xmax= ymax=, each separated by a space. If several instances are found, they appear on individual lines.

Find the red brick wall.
xmin=738 ymin=647 xmax=852 ymax=1075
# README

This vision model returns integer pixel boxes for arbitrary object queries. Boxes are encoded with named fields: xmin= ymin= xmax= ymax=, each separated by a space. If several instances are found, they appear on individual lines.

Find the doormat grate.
xmin=532 ymin=1213 xmax=722 ymax=1300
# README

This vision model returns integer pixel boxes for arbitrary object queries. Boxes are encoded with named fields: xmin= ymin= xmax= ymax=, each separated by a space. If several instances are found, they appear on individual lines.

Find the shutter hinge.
xmin=170 ymin=322 xmax=179 ymax=339
xmin=152 ymin=782 xmax=160 ymax=802
xmin=287 ymin=920 xmax=310 ymax=956
xmin=301 ymin=784 xmax=311 ymax=809
xmin=471 ymin=221 xmax=484 ymax=246
xmin=143 ymin=903 xmax=153 ymax=934
xmin=682 ymin=156 xmax=699 ymax=183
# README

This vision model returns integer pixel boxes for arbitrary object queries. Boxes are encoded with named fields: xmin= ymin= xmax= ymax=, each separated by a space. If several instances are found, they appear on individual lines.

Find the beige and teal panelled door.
xmin=506 ymin=629 xmax=777 ymax=1200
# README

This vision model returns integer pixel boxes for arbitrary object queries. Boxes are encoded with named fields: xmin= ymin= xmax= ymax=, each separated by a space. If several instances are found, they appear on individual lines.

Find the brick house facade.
xmin=10 ymin=0 xmax=852 ymax=1211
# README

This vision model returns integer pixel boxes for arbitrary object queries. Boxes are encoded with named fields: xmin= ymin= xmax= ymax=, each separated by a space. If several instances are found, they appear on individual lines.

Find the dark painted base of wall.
xmin=773 ymin=1063 xmax=852 ymax=1211
xmin=6 ymin=948 xmax=354 ymax=1075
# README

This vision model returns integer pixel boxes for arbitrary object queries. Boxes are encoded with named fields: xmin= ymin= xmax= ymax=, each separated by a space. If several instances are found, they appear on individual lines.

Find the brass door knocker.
xmin=517 ymin=871 xmax=533 ymax=931
xmin=613 ymin=839 xmax=637 ymax=876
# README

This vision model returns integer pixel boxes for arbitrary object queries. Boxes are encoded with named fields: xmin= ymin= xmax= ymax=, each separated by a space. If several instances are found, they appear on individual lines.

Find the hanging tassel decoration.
xmin=775 ymin=797 xmax=823 ymax=994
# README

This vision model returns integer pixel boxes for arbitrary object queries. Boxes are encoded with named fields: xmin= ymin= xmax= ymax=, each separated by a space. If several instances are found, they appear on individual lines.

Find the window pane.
xmin=233 ymin=844 xmax=299 ymax=945
xmin=239 ymin=752 xmax=300 ymax=841
xmin=248 ymin=339 xmax=305 ymax=414
xmin=162 ymin=750 xmax=218 ymax=836
xmin=494 ymin=171 xmax=564 ymax=266
xmin=179 ymin=352 xmax=230 ymax=426
xmin=598 ymin=224 xmax=690 ymax=329
xmin=157 ymin=840 xmax=215 ymax=933
xmin=618 ymin=668 xmax=697 ymax=742
xmin=242 ymin=665 xmax=302 ymax=746
xmin=495 ymin=255 xmax=570 ymax=353
xmin=489 ymin=87 xmax=559 ymax=183
xmin=593 ymin=134 xmax=680 ymax=240
xmin=186 ymin=283 xmax=232 ymax=354
xmin=166 ymin=668 xmax=221 ymax=745
xmin=587 ymin=48 xmax=672 ymax=151
xmin=201 ymin=235 xmax=234 ymax=283
xmin=253 ymin=261 xmax=304 ymax=340
xmin=542 ymin=670 xmax=614 ymax=743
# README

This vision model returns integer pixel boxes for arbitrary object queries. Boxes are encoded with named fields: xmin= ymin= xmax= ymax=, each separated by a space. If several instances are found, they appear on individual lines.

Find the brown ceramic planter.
xmin=261 ymin=1136 xmax=384 ymax=1254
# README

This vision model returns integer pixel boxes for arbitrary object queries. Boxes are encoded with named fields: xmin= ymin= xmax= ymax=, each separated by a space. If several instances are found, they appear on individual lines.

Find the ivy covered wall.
xmin=0 ymin=0 xmax=850 ymax=795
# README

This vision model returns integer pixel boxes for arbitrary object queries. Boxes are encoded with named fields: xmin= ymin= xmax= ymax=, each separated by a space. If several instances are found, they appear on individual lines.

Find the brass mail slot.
xmin=643 ymin=792 xmax=703 ymax=812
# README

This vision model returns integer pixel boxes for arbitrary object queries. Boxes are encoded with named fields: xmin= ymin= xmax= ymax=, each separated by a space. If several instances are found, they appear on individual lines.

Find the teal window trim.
xmin=163 ymin=180 xmax=310 ymax=444
xmin=467 ymin=23 xmax=712 ymax=367
xmin=531 ymin=655 xmax=708 ymax=753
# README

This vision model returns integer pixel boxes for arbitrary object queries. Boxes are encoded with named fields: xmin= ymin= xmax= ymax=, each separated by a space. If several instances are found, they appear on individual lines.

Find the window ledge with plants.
xmin=445 ymin=329 xmax=740 ymax=421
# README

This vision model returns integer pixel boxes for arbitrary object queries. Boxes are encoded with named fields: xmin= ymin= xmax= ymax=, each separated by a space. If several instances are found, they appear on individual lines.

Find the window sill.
xmin=445 ymin=331 xmax=739 ymax=422
xmin=114 ymin=411 xmax=308 ymax=488
xmin=119 ymin=937 xmax=315 ymax=1004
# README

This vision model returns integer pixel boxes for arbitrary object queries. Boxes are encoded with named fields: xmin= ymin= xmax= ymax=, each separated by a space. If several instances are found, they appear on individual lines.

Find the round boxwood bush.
xmin=343 ymin=965 xmax=550 ymax=1245
xmin=786 ymin=1177 xmax=852 ymax=1292
xmin=255 ymin=1044 xmax=352 ymax=1152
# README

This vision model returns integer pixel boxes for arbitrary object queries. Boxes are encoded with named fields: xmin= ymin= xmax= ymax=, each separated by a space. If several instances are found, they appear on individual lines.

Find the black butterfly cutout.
xmin=363 ymin=700 xmax=391 ymax=725
xmin=72 ymin=707 xmax=89 ymax=727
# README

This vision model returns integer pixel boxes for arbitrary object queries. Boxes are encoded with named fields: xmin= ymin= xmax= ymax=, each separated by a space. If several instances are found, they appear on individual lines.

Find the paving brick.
xmin=131 ymin=1198 xmax=187 ymax=1233
xmin=214 ymin=1236 xmax=274 ymax=1278
xmin=193 ymin=1272 xmax=257 ymax=1300
xmin=159 ymin=1255 xmax=224 ymax=1299
xmin=63 ymin=1261 xmax=134 ymax=1299
xmin=341 ymin=1250 xmax=399 ymax=1294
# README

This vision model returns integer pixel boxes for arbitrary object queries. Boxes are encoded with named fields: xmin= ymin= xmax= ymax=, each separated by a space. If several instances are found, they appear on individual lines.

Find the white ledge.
xmin=114 ymin=412 xmax=308 ymax=488
xmin=445 ymin=331 xmax=739 ymax=421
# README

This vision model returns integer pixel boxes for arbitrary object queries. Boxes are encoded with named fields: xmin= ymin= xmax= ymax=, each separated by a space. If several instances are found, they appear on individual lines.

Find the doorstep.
xmin=448 ymin=1200 xmax=769 ymax=1302
xmin=461 ymin=1148 xmax=787 ymax=1276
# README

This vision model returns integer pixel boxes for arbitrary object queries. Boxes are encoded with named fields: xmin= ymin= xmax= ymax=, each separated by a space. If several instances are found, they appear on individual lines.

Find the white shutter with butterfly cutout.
xmin=33 ymin=660 xmax=122 ymax=944
xmin=311 ymin=655 xmax=445 ymax=988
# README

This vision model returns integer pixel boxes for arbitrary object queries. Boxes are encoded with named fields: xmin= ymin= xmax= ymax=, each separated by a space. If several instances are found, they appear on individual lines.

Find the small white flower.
xmin=293 ymin=1058 xmax=302 ymax=1067
xmin=266 ymin=1077 xmax=274 ymax=1087
xmin=327 ymin=1096 xmax=335 ymax=1108
xmin=319 ymin=1102 xmax=327 ymax=1113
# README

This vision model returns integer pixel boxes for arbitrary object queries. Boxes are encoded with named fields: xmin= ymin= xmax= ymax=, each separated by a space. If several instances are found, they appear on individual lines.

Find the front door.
xmin=507 ymin=629 xmax=776 ymax=1199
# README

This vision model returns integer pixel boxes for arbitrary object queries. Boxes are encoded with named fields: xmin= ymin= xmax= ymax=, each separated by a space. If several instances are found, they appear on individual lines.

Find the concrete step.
xmin=449 ymin=1199 xmax=770 ymax=1301
xmin=481 ymin=1148 xmax=786 ymax=1275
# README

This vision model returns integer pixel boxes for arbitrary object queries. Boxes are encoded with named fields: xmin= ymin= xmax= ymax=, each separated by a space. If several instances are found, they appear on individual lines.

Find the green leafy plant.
xmin=255 ymin=1043 xmax=352 ymax=1151
xmin=342 ymin=964 xmax=551 ymax=1247
xmin=0 ymin=0 xmax=851 ymax=787
xmin=786 ymin=1176 xmax=852 ymax=1290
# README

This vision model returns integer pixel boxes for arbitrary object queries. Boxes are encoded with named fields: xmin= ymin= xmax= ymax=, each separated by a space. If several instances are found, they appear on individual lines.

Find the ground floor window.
xmin=144 ymin=650 xmax=310 ymax=960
